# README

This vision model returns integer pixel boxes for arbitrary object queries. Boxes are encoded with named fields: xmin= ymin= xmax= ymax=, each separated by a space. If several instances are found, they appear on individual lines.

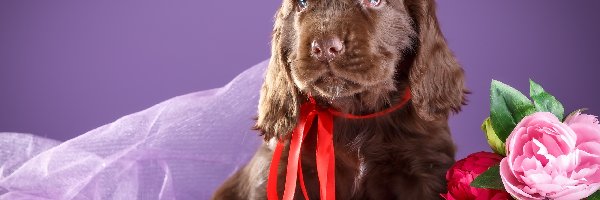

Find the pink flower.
xmin=500 ymin=112 xmax=600 ymax=200
xmin=442 ymin=152 xmax=511 ymax=200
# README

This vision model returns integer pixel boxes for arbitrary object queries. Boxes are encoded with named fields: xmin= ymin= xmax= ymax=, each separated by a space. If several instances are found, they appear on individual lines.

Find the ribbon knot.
xmin=267 ymin=88 xmax=411 ymax=200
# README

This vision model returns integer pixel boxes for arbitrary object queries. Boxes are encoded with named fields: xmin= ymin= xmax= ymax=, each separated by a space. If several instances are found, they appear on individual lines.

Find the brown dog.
xmin=213 ymin=0 xmax=466 ymax=199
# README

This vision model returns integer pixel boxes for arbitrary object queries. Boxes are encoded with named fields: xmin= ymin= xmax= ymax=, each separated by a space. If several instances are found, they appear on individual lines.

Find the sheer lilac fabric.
xmin=0 ymin=61 xmax=268 ymax=200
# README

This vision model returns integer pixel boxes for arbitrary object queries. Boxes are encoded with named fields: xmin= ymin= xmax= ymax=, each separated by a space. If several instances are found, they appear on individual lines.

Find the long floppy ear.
xmin=254 ymin=8 xmax=301 ymax=141
xmin=406 ymin=0 xmax=467 ymax=121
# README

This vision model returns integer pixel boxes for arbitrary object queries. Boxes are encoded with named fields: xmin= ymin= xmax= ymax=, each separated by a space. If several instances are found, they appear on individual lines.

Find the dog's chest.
xmin=296 ymin=120 xmax=379 ymax=199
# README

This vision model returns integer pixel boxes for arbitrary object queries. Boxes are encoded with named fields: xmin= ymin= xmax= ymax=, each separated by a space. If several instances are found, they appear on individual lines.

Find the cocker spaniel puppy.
xmin=213 ymin=0 xmax=466 ymax=199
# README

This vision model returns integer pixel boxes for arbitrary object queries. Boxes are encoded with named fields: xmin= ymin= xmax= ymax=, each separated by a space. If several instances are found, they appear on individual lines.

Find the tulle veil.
xmin=0 ymin=61 xmax=269 ymax=200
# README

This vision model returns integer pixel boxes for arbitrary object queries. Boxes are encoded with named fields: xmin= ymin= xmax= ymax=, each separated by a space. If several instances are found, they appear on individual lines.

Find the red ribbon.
xmin=267 ymin=88 xmax=412 ymax=200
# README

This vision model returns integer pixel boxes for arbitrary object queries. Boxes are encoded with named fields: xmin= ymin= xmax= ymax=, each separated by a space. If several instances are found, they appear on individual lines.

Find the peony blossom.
xmin=500 ymin=112 xmax=600 ymax=200
xmin=442 ymin=152 xmax=511 ymax=200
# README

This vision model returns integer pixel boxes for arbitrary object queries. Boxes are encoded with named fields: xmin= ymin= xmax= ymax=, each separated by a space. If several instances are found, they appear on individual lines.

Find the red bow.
xmin=267 ymin=88 xmax=412 ymax=200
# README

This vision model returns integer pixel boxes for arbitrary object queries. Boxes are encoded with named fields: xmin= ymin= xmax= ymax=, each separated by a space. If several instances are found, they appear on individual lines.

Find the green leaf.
xmin=588 ymin=190 xmax=600 ymax=200
xmin=529 ymin=79 xmax=565 ymax=120
xmin=470 ymin=164 xmax=504 ymax=190
xmin=481 ymin=117 xmax=506 ymax=156
xmin=490 ymin=80 xmax=536 ymax=142
xmin=529 ymin=79 xmax=545 ymax=97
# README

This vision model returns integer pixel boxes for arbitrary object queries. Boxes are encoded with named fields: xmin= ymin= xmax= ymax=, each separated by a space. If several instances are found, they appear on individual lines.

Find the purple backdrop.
xmin=1 ymin=1 xmax=599 ymax=159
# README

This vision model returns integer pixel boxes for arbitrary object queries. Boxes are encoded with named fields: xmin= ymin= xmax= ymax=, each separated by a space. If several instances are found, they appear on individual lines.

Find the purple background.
xmin=1 ymin=1 xmax=599 ymax=159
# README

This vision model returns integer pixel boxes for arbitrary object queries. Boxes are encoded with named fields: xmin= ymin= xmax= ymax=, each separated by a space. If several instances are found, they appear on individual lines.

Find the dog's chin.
xmin=311 ymin=75 xmax=364 ymax=100
xmin=304 ymin=71 xmax=399 ymax=112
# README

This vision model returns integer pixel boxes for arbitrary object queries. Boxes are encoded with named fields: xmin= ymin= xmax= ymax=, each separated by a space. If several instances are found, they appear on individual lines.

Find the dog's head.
xmin=256 ymin=0 xmax=466 ymax=140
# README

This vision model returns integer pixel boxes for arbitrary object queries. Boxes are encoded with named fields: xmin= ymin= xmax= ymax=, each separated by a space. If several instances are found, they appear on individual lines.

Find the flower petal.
xmin=500 ymin=158 xmax=537 ymax=199
xmin=550 ymin=183 xmax=600 ymax=200
xmin=565 ymin=112 xmax=600 ymax=127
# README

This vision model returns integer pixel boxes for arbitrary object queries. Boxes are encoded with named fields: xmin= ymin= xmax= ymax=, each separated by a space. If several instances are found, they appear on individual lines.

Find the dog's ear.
xmin=255 ymin=8 xmax=301 ymax=141
xmin=405 ymin=0 xmax=467 ymax=121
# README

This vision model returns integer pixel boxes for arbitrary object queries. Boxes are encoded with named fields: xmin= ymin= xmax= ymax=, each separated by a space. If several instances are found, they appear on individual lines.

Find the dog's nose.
xmin=311 ymin=37 xmax=344 ymax=62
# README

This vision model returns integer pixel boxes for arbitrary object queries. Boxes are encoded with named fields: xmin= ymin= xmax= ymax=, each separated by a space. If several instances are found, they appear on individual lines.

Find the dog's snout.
xmin=311 ymin=37 xmax=344 ymax=62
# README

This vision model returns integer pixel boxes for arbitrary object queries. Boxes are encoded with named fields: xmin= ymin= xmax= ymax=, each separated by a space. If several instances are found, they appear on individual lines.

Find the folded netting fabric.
xmin=0 ymin=61 xmax=268 ymax=200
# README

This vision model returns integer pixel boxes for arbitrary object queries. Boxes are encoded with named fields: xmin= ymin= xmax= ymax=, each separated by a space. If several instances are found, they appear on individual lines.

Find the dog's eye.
xmin=364 ymin=0 xmax=382 ymax=7
xmin=297 ymin=0 xmax=308 ymax=9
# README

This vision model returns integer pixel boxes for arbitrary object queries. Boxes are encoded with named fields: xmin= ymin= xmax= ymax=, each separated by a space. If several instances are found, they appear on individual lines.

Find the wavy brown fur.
xmin=213 ymin=0 xmax=467 ymax=199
